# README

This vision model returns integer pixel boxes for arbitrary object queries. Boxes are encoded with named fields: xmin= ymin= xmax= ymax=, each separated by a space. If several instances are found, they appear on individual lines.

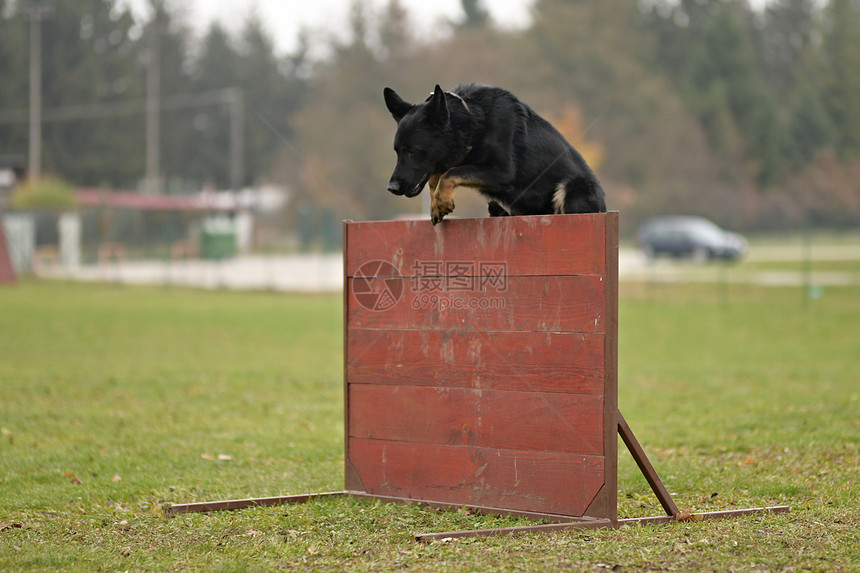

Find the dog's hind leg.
xmin=559 ymin=178 xmax=607 ymax=214
xmin=552 ymin=182 xmax=568 ymax=215
xmin=488 ymin=201 xmax=509 ymax=217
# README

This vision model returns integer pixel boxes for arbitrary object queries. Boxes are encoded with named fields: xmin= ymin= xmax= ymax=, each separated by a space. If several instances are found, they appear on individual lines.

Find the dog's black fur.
xmin=384 ymin=83 xmax=606 ymax=224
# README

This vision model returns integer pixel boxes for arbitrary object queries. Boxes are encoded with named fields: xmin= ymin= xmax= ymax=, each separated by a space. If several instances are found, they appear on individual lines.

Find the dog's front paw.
xmin=431 ymin=195 xmax=455 ymax=225
xmin=429 ymin=173 xmax=456 ymax=225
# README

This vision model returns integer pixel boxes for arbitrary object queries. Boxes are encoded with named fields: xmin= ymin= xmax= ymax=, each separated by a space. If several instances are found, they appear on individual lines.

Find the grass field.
xmin=1 ymin=280 xmax=858 ymax=571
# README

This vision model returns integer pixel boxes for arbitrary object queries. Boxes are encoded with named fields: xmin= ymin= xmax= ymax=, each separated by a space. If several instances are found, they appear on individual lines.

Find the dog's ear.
xmin=428 ymin=84 xmax=449 ymax=125
xmin=384 ymin=87 xmax=412 ymax=122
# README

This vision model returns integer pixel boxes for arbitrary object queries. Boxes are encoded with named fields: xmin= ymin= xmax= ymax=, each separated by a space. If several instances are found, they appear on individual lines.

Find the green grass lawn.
xmin=1 ymin=280 xmax=857 ymax=571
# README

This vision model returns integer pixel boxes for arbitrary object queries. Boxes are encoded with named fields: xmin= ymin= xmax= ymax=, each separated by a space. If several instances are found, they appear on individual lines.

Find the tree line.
xmin=1 ymin=0 xmax=859 ymax=232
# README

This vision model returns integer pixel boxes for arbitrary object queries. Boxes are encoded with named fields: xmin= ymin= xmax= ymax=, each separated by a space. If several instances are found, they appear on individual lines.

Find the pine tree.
xmin=758 ymin=0 xmax=818 ymax=102
xmin=685 ymin=2 xmax=784 ymax=186
xmin=822 ymin=0 xmax=860 ymax=158
xmin=460 ymin=0 xmax=490 ymax=28
xmin=0 ymin=0 xmax=144 ymax=187
xmin=186 ymin=23 xmax=242 ymax=189
xmin=237 ymin=11 xmax=302 ymax=186
xmin=0 ymin=2 xmax=29 ymax=160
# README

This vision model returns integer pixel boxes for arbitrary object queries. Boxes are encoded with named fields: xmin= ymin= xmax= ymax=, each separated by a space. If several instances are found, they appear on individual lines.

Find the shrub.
xmin=10 ymin=177 xmax=76 ymax=210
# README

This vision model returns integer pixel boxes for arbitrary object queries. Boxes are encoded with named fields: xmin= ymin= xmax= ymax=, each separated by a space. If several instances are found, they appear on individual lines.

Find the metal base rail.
xmin=166 ymin=412 xmax=790 ymax=540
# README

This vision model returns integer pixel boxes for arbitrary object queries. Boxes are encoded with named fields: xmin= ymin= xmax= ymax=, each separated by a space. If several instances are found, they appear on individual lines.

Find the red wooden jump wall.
xmin=344 ymin=212 xmax=619 ymax=521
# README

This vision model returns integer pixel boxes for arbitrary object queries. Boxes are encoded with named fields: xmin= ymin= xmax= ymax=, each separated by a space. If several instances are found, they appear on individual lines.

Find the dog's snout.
xmin=387 ymin=180 xmax=402 ymax=195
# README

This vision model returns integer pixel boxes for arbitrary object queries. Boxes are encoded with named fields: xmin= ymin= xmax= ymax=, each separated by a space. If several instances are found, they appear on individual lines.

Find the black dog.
xmin=383 ymin=83 xmax=606 ymax=224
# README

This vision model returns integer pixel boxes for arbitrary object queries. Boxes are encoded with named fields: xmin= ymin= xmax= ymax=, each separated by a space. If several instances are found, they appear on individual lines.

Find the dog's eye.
xmin=407 ymin=148 xmax=418 ymax=156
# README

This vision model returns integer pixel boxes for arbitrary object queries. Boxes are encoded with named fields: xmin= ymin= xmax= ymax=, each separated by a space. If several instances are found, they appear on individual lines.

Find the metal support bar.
xmin=165 ymin=491 xmax=346 ymax=517
xmin=344 ymin=492 xmax=580 ymax=523
xmin=166 ymin=411 xmax=789 ymax=541
xmin=167 ymin=490 xmax=788 ymax=542
xmin=414 ymin=505 xmax=790 ymax=542
xmin=618 ymin=411 xmax=679 ymax=517
xmin=618 ymin=506 xmax=790 ymax=526
xmin=415 ymin=518 xmax=612 ymax=543
xmin=166 ymin=490 xmax=579 ymax=524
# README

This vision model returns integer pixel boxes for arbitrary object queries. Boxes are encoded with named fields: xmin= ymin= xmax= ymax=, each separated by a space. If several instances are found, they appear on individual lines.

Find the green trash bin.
xmin=200 ymin=219 xmax=236 ymax=260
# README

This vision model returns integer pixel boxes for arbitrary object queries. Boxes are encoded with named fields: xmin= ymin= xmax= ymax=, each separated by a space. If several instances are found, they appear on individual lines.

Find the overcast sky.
xmin=120 ymin=0 xmax=537 ymax=56
xmin=120 ymin=0 xmax=776 ymax=59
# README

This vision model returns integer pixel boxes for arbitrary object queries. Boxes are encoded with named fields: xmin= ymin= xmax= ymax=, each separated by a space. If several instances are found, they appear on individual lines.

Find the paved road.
xmin=619 ymin=245 xmax=860 ymax=287
xmin=35 ymin=245 xmax=859 ymax=291
xmin=38 ymin=254 xmax=345 ymax=292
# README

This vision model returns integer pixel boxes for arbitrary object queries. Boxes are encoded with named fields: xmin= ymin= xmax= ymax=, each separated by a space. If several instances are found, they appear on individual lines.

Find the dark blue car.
xmin=637 ymin=216 xmax=747 ymax=262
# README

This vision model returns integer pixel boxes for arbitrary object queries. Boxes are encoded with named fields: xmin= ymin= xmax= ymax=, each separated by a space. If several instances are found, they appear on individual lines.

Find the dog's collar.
xmin=428 ymin=90 xmax=471 ymax=116
xmin=428 ymin=90 xmax=473 ymax=155
xmin=446 ymin=91 xmax=470 ymax=114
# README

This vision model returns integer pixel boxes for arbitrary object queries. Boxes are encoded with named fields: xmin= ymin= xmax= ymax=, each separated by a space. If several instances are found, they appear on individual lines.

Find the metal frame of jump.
xmin=167 ymin=212 xmax=788 ymax=540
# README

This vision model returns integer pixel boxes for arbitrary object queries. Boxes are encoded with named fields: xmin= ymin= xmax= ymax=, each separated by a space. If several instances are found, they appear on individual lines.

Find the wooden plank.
xmin=346 ymin=329 xmax=605 ymax=394
xmin=345 ymin=214 xmax=606 ymax=278
xmin=348 ymin=438 xmax=605 ymax=517
xmin=348 ymin=275 xmax=607 ymax=333
xmin=343 ymin=221 xmax=363 ymax=491
xmin=349 ymin=385 xmax=604 ymax=456
xmin=584 ymin=210 xmax=619 ymax=521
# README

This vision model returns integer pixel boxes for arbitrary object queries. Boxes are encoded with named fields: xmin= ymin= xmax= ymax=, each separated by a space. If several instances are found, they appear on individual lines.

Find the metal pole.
xmin=28 ymin=14 xmax=41 ymax=180
xmin=145 ymin=19 xmax=161 ymax=194
xmin=23 ymin=2 xmax=54 ymax=180
xmin=229 ymin=88 xmax=244 ymax=193
xmin=803 ymin=222 xmax=812 ymax=306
